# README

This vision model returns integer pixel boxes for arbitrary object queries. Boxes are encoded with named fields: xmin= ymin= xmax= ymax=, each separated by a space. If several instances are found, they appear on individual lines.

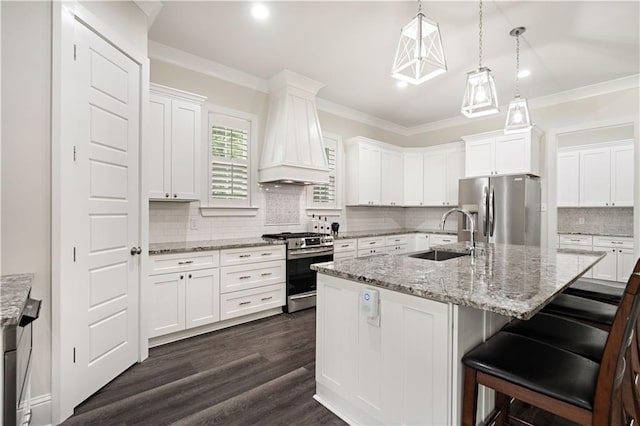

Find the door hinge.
xmin=74 ymin=44 xmax=77 ymax=61
xmin=73 ymin=146 xmax=77 ymax=162
xmin=73 ymin=347 xmax=76 ymax=363
xmin=73 ymin=247 xmax=76 ymax=262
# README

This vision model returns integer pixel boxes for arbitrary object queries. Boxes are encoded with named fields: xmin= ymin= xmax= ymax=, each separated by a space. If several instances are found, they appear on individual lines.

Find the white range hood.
xmin=259 ymin=70 xmax=330 ymax=185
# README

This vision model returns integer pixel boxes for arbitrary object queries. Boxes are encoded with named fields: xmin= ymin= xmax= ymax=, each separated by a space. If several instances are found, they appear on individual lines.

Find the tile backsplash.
xmin=557 ymin=207 xmax=634 ymax=235
xmin=149 ymin=185 xmax=453 ymax=243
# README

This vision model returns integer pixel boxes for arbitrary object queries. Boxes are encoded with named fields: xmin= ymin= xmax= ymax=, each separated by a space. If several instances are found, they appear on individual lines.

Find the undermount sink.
xmin=409 ymin=250 xmax=470 ymax=261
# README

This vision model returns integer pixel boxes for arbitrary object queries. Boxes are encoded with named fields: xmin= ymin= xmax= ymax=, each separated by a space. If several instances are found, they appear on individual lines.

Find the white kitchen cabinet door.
xmin=333 ymin=250 xmax=357 ymax=260
xmin=346 ymin=141 xmax=382 ymax=206
xmin=579 ymin=148 xmax=611 ymax=206
xmin=494 ymin=134 xmax=529 ymax=175
xmin=445 ymin=147 xmax=464 ymax=206
xmin=423 ymin=152 xmax=447 ymax=206
xmin=403 ymin=153 xmax=424 ymax=206
xmin=185 ymin=268 xmax=220 ymax=329
xmin=412 ymin=233 xmax=430 ymax=252
xmin=381 ymin=149 xmax=403 ymax=206
xmin=610 ymin=144 xmax=634 ymax=207
xmin=148 ymin=94 xmax=172 ymax=199
xmin=170 ymin=100 xmax=201 ymax=200
xmin=616 ymin=248 xmax=636 ymax=282
xmin=465 ymin=139 xmax=494 ymax=177
xmin=557 ymin=152 xmax=580 ymax=207
xmin=148 ymin=273 xmax=185 ymax=338
xmin=592 ymin=247 xmax=618 ymax=281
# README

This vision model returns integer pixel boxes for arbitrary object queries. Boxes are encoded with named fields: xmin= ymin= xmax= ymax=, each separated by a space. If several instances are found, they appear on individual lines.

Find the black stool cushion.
xmin=462 ymin=331 xmax=599 ymax=410
xmin=563 ymin=279 xmax=623 ymax=305
xmin=541 ymin=293 xmax=617 ymax=326
xmin=502 ymin=313 xmax=607 ymax=362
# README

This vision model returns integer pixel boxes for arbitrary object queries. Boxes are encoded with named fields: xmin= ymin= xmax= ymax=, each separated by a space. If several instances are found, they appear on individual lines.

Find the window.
xmin=203 ymin=109 xmax=257 ymax=213
xmin=307 ymin=134 xmax=341 ymax=211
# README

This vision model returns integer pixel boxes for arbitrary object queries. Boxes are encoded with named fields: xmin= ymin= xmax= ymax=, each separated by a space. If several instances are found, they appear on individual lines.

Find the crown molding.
xmin=147 ymin=41 xmax=639 ymax=137
xmin=134 ymin=1 xmax=163 ymax=28
xmin=148 ymin=41 xmax=270 ymax=93
xmin=406 ymin=74 xmax=640 ymax=135
xmin=315 ymin=98 xmax=409 ymax=136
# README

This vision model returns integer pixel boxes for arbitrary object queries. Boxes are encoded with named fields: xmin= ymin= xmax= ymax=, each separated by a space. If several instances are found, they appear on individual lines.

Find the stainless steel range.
xmin=262 ymin=232 xmax=334 ymax=313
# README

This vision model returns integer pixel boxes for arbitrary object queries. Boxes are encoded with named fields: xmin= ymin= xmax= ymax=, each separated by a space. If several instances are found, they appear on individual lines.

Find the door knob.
xmin=130 ymin=246 xmax=142 ymax=255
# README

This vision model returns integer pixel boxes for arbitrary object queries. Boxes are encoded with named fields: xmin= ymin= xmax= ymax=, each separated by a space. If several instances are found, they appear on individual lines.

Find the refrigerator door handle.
xmin=483 ymin=186 xmax=489 ymax=237
xmin=489 ymin=186 xmax=496 ymax=237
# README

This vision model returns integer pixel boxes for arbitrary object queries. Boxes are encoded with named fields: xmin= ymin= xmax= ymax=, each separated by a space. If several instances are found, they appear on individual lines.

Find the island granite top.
xmin=1 ymin=274 xmax=34 ymax=328
xmin=149 ymin=238 xmax=285 ymax=255
xmin=311 ymin=243 xmax=606 ymax=320
xmin=335 ymin=228 xmax=457 ymax=239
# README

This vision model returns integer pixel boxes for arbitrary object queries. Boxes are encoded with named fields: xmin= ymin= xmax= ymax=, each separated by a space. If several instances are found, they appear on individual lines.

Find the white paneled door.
xmin=73 ymin=21 xmax=140 ymax=405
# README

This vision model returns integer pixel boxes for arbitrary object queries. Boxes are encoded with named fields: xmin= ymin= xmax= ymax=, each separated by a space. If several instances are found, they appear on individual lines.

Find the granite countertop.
xmin=149 ymin=238 xmax=285 ymax=255
xmin=1 ymin=274 xmax=34 ymax=328
xmin=335 ymin=228 xmax=457 ymax=240
xmin=558 ymin=231 xmax=634 ymax=238
xmin=311 ymin=243 xmax=605 ymax=320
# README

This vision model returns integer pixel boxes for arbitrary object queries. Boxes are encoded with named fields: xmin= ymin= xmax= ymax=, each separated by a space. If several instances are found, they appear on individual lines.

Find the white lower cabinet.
xmin=592 ymin=247 xmax=618 ymax=281
xmin=220 ymin=283 xmax=285 ymax=320
xmin=429 ymin=234 xmax=458 ymax=246
xmin=560 ymin=244 xmax=594 ymax=279
xmin=618 ymin=248 xmax=637 ymax=281
xmin=558 ymin=234 xmax=634 ymax=283
xmin=148 ymin=264 xmax=220 ymax=338
xmin=411 ymin=233 xmax=430 ymax=252
xmin=334 ymin=239 xmax=357 ymax=260
xmin=316 ymin=274 xmax=506 ymax=425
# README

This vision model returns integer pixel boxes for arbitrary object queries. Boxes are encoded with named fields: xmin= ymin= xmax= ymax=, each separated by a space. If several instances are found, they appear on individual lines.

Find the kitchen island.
xmin=310 ymin=243 xmax=604 ymax=426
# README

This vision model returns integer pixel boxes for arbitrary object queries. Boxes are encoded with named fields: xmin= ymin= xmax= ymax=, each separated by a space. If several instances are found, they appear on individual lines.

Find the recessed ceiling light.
xmin=397 ymin=81 xmax=408 ymax=88
xmin=251 ymin=4 xmax=269 ymax=20
xmin=518 ymin=69 xmax=531 ymax=78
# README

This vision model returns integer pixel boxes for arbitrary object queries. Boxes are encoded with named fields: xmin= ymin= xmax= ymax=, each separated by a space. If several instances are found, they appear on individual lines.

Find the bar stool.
xmin=461 ymin=272 xmax=640 ymax=425
xmin=563 ymin=278 xmax=624 ymax=305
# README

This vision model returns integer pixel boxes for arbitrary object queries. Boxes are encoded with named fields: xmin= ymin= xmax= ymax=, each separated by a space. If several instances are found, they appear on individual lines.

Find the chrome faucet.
xmin=440 ymin=208 xmax=476 ymax=257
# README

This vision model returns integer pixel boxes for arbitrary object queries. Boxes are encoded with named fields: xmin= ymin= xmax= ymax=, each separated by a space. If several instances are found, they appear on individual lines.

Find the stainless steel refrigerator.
xmin=457 ymin=174 xmax=541 ymax=246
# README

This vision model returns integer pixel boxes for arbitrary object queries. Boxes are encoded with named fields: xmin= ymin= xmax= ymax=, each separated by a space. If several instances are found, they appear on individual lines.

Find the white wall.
xmin=2 ymin=2 xmax=148 ymax=423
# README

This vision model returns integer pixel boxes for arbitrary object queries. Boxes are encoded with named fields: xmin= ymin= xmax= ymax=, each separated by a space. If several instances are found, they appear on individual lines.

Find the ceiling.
xmin=148 ymin=1 xmax=640 ymax=128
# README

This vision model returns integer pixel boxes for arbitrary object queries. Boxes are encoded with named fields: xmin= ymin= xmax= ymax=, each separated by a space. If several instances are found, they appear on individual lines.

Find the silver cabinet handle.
xmin=341 ymin=244 xmax=350 ymax=248
xmin=261 ymin=272 xmax=272 ymax=276
xmin=369 ymin=242 xmax=376 ymax=245
xmin=239 ymin=254 xmax=251 ymax=258
xmin=611 ymin=241 xmax=624 ymax=245
xmin=239 ymin=275 xmax=251 ymax=280
xmin=178 ymin=260 xmax=194 ymax=265
xmin=261 ymin=296 xmax=273 ymax=301
xmin=261 ymin=252 xmax=272 ymax=256
xmin=130 ymin=246 xmax=142 ymax=255
xmin=165 ymin=193 xmax=169 ymax=198
xmin=239 ymin=301 xmax=251 ymax=306
xmin=173 ymin=193 xmax=177 ymax=198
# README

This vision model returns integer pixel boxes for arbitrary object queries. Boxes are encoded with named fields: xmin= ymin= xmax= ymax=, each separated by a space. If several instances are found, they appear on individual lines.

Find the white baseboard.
xmin=30 ymin=393 xmax=52 ymax=426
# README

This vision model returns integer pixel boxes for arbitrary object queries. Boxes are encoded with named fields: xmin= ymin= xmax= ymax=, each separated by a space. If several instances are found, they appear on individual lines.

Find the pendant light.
xmin=461 ymin=0 xmax=499 ymax=117
xmin=391 ymin=0 xmax=447 ymax=85
xmin=504 ymin=27 xmax=533 ymax=133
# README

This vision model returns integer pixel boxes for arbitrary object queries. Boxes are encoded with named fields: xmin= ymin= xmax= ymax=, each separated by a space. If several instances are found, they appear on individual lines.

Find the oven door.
xmin=286 ymin=247 xmax=333 ymax=312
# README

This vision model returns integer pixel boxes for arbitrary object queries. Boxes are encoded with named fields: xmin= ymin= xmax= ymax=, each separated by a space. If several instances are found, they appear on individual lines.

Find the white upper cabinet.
xmin=463 ymin=128 xmax=541 ymax=177
xmin=422 ymin=152 xmax=446 ymax=205
xmin=381 ymin=149 xmax=404 ymax=206
xmin=558 ymin=140 xmax=634 ymax=208
xmin=345 ymin=139 xmax=382 ymax=206
xmin=610 ymin=144 xmax=634 ymax=206
xmin=557 ymin=152 xmax=580 ymax=207
xmin=149 ymin=84 xmax=206 ymax=201
xmin=579 ymin=147 xmax=611 ymax=206
xmin=403 ymin=153 xmax=424 ymax=206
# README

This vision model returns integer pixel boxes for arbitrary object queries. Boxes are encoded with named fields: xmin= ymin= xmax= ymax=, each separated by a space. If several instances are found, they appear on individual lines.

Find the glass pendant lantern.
xmin=461 ymin=0 xmax=499 ymax=117
xmin=391 ymin=0 xmax=447 ymax=85
xmin=504 ymin=27 xmax=533 ymax=133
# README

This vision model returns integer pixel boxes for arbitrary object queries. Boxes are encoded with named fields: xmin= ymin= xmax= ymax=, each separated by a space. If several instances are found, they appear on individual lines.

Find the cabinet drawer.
xmin=386 ymin=244 xmax=408 ymax=254
xmin=220 ymin=283 xmax=285 ymax=320
xmin=429 ymin=235 xmax=457 ymax=246
xmin=334 ymin=239 xmax=357 ymax=253
xmin=558 ymin=234 xmax=593 ymax=247
xmin=593 ymin=236 xmax=633 ymax=249
xmin=357 ymin=237 xmax=385 ymax=250
xmin=220 ymin=260 xmax=285 ymax=294
xmin=150 ymin=251 xmax=219 ymax=275
xmin=358 ymin=247 xmax=384 ymax=257
xmin=220 ymin=245 xmax=285 ymax=267
xmin=334 ymin=251 xmax=357 ymax=260
xmin=385 ymin=234 xmax=409 ymax=246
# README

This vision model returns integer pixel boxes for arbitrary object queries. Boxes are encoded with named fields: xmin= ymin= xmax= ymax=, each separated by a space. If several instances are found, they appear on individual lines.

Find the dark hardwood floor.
xmin=62 ymin=308 xmax=578 ymax=425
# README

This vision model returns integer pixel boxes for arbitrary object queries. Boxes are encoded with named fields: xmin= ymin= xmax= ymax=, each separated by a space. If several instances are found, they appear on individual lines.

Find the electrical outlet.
xmin=578 ymin=217 xmax=585 ymax=225
xmin=189 ymin=218 xmax=199 ymax=230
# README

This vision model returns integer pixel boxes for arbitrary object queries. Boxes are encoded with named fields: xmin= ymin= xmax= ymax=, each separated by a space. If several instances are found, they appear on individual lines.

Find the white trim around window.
xmin=200 ymin=104 xmax=259 ymax=217
xmin=306 ymin=132 xmax=343 ymax=215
